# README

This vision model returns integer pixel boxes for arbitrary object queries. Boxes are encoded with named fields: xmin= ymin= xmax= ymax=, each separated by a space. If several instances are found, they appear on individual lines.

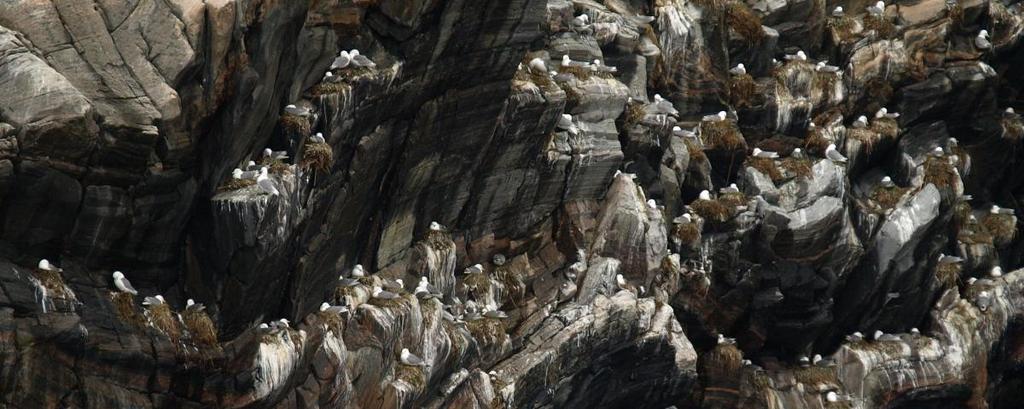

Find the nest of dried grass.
xmin=396 ymin=363 xmax=427 ymax=390
xmin=793 ymin=365 xmax=837 ymax=386
xmin=871 ymin=186 xmax=910 ymax=210
xmin=258 ymin=157 xmax=291 ymax=175
xmin=216 ymin=178 xmax=255 ymax=193
xmin=700 ymin=344 xmax=743 ymax=382
xmin=958 ymin=223 xmax=994 ymax=245
xmin=558 ymin=65 xmax=592 ymax=81
xmin=1002 ymin=117 xmax=1024 ymax=141
xmin=870 ymin=117 xmax=900 ymax=139
xmin=369 ymin=293 xmax=409 ymax=309
xmin=864 ymin=78 xmax=894 ymax=108
xmin=111 ymin=292 xmax=145 ymax=329
xmin=319 ymin=311 xmax=345 ymax=334
xmin=829 ymin=16 xmax=859 ymax=41
xmin=863 ymin=15 xmax=897 ymax=39
xmin=729 ymin=74 xmax=759 ymax=108
xmin=982 ymin=213 xmax=1017 ymax=245
xmin=689 ymin=0 xmax=725 ymax=11
xmin=747 ymin=157 xmax=783 ymax=182
xmin=559 ymin=83 xmax=583 ymax=107
xmin=691 ymin=199 xmax=732 ymax=223
xmin=183 ymin=309 xmax=218 ymax=348
xmin=685 ymin=139 xmax=707 ymax=162
xmin=624 ymin=100 xmax=646 ymax=128
xmin=814 ymin=70 xmax=840 ymax=93
xmin=725 ymin=2 xmax=765 ymax=43
xmin=147 ymin=303 xmax=182 ymax=344
xmin=32 ymin=268 xmax=73 ymax=299
xmin=466 ymin=318 xmax=507 ymax=346
xmin=847 ymin=128 xmax=881 ymax=153
xmin=311 ymin=82 xmax=349 ymax=96
xmin=804 ymin=128 xmax=831 ymax=156
xmin=719 ymin=191 xmax=748 ymax=208
xmin=301 ymin=142 xmax=334 ymax=173
xmin=494 ymin=265 xmax=525 ymax=307
xmin=280 ymin=114 xmax=311 ymax=135
xmin=427 ymin=229 xmax=455 ymax=249
xmin=674 ymin=222 xmax=702 ymax=246
xmin=701 ymin=120 xmax=746 ymax=150
xmin=923 ymin=157 xmax=958 ymax=189
xmin=463 ymin=273 xmax=492 ymax=300
xmin=936 ymin=262 xmax=961 ymax=289
xmin=781 ymin=157 xmax=813 ymax=178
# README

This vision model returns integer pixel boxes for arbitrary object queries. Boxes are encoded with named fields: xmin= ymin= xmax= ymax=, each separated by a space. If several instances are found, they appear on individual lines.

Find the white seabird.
xmin=852 ymin=115 xmax=869 ymax=128
xmin=112 ymin=271 xmax=137 ymax=295
xmin=415 ymin=276 xmax=441 ymax=299
xmin=263 ymin=148 xmax=288 ymax=161
xmin=320 ymin=302 xmax=348 ymax=314
xmin=798 ymin=356 xmax=811 ymax=367
xmin=483 ymin=305 xmax=508 ymax=319
xmin=330 ymin=51 xmax=351 ymax=70
xmin=832 ymin=6 xmax=844 ymax=17
xmin=867 ymin=1 xmax=885 ymax=16
xmin=791 ymin=148 xmax=804 ymax=158
xmin=991 ymin=266 xmax=1004 ymax=277
xmin=284 ymin=104 xmax=311 ymax=117
xmin=815 ymin=61 xmax=840 ymax=73
xmin=591 ymin=59 xmax=617 ymax=74
xmin=784 ymin=50 xmax=808 ymax=61
xmin=352 ymin=264 xmax=366 ymax=278
xmin=572 ymin=13 xmax=589 ymax=27
xmin=372 ymin=286 xmax=399 ymax=300
xmin=813 ymin=354 xmax=835 ymax=367
xmin=648 ymin=94 xmax=679 ymax=117
xmin=975 ymin=30 xmax=991 ymax=50
xmin=186 ymin=299 xmax=205 ymax=312
xmin=647 ymin=199 xmax=658 ymax=209
xmin=338 ymin=275 xmax=361 ymax=287
xmin=528 ymin=57 xmax=547 ymax=74
xmin=400 ymin=348 xmax=427 ymax=366
xmin=827 ymin=391 xmax=839 ymax=402
xmin=910 ymin=328 xmax=921 ymax=335
xmin=702 ymin=111 xmax=728 ymax=122
xmin=256 ymin=168 xmax=280 ymax=196
xmin=556 ymin=113 xmax=574 ymax=130
xmin=561 ymin=54 xmax=587 ymax=68
xmin=752 ymin=148 xmax=779 ymax=159
xmin=825 ymin=144 xmax=848 ymax=163
xmin=698 ymin=190 xmax=712 ymax=201
xmin=233 ymin=168 xmax=258 ymax=180
xmin=143 ymin=295 xmax=166 ymax=306
xmin=672 ymin=126 xmax=697 ymax=139
xmin=465 ymin=264 xmax=484 ymax=275
xmin=349 ymin=49 xmax=376 ymax=68
xmin=38 ymin=259 xmax=58 ymax=271
xmin=875 ymin=107 xmax=900 ymax=119
xmin=721 ymin=183 xmax=740 ymax=194
xmin=991 ymin=204 xmax=1014 ymax=215
xmin=729 ymin=63 xmax=746 ymax=76
xmin=310 ymin=132 xmax=326 ymax=144
xmin=322 ymin=71 xmax=340 ymax=83
xmin=846 ymin=331 xmax=864 ymax=342
xmin=717 ymin=333 xmax=736 ymax=345
xmin=615 ymin=274 xmax=629 ymax=292
xmin=429 ymin=221 xmax=443 ymax=231
xmin=938 ymin=253 xmax=962 ymax=264
xmin=880 ymin=176 xmax=895 ymax=188
xmin=976 ymin=290 xmax=992 ymax=311
xmin=246 ymin=160 xmax=260 ymax=171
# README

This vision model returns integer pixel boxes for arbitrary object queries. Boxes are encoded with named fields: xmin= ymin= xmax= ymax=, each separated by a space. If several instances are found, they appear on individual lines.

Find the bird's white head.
xmin=826 ymin=143 xmax=837 ymax=152
xmin=339 ymin=50 xmax=350 ymax=58
xmin=562 ymin=54 xmax=571 ymax=64
xmin=113 ymin=271 xmax=124 ymax=279
xmin=752 ymin=148 xmax=763 ymax=155
xmin=429 ymin=221 xmax=442 ymax=231
xmin=882 ymin=176 xmax=892 ymax=183
xmin=654 ymin=94 xmax=664 ymax=102
xmin=647 ymin=199 xmax=657 ymax=209
xmin=797 ymin=51 xmax=807 ymax=60
xmin=979 ymin=29 xmax=989 ymax=38
xmin=857 ymin=115 xmax=868 ymax=123
xmin=38 ymin=259 xmax=51 ymax=270
xmin=286 ymin=104 xmax=296 ymax=109
xmin=699 ymin=190 xmax=712 ymax=200
xmin=263 ymin=148 xmax=272 ymax=157
xmin=320 ymin=302 xmax=330 ymax=311
xmin=876 ymin=1 xmax=885 ymax=9
xmin=279 ymin=318 xmax=289 ymax=326
xmin=1008 ymin=107 xmax=1016 ymax=114
xmin=562 ymin=113 xmax=572 ymax=122
xmin=717 ymin=111 xmax=727 ymax=120
xmin=874 ymin=330 xmax=884 ymax=339
xmin=324 ymin=72 xmax=334 ymax=77
xmin=401 ymin=348 xmax=411 ymax=358
xmin=156 ymin=295 xmax=165 ymax=302
xmin=737 ymin=63 xmax=745 ymax=70
xmin=835 ymin=6 xmax=843 ymax=13
xmin=793 ymin=148 xmax=802 ymax=154
xmin=187 ymin=298 xmax=195 ymax=307
xmin=350 ymin=49 xmax=360 ymax=56
xmin=992 ymin=266 xmax=1004 ymax=276
xmin=682 ymin=213 xmax=692 ymax=223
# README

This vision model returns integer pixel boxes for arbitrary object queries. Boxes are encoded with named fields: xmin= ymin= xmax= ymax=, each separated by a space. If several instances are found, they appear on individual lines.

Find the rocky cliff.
xmin=0 ymin=0 xmax=1023 ymax=408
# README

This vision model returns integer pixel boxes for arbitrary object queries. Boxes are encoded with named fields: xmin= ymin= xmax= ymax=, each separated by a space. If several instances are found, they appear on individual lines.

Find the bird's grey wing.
xmin=121 ymin=278 xmax=138 ymax=294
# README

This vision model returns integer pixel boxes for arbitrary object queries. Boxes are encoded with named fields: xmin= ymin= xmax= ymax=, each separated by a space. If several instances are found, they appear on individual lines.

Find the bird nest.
xmin=793 ymin=365 xmax=838 ymax=387
xmin=259 ymin=158 xmax=291 ymax=175
xmin=311 ymin=82 xmax=349 ymax=96
xmin=857 ymin=339 xmax=905 ymax=356
xmin=700 ymin=344 xmax=743 ymax=382
xmin=183 ymin=309 xmax=219 ymax=348
xmin=466 ymin=318 xmax=507 ymax=346
xmin=494 ymin=265 xmax=526 ymax=307
xmin=870 ymin=117 xmax=900 ymax=139
xmin=781 ymin=157 xmax=813 ymax=178
xmin=923 ymin=157 xmax=958 ymax=189
xmin=958 ymin=223 xmax=994 ymax=245
xmin=700 ymin=121 xmax=746 ymax=151
xmin=725 ymin=2 xmax=765 ymax=43
xmin=318 ymin=311 xmax=345 ymax=334
xmin=111 ymin=292 xmax=146 ymax=329
xmin=1002 ymin=117 xmax=1024 ymax=141
xmin=427 ymin=229 xmax=455 ymax=250
xmin=685 ymin=139 xmax=708 ymax=162
xmin=690 ymin=199 xmax=732 ymax=223
xmin=396 ymin=364 xmax=427 ymax=390
xmin=689 ymin=0 xmax=725 ymax=12
xmin=829 ymin=16 xmax=859 ymax=42
xmin=804 ymin=128 xmax=831 ymax=156
xmin=280 ymin=114 xmax=311 ymax=135
xmin=863 ymin=15 xmax=897 ymax=39
xmin=216 ymin=178 xmax=256 ymax=193
xmin=747 ymin=157 xmax=783 ymax=182
xmin=870 ymin=186 xmax=910 ymax=210
xmin=982 ymin=213 xmax=1017 ymax=245
xmin=147 ymin=303 xmax=182 ymax=344
xmin=32 ymin=268 xmax=73 ymax=299
xmin=729 ymin=74 xmax=759 ymax=108
xmin=846 ymin=128 xmax=881 ymax=153
xmin=863 ymin=78 xmax=894 ymax=111
xmin=559 ymin=83 xmax=584 ymax=107
xmin=936 ymin=262 xmax=961 ymax=290
xmin=301 ymin=142 xmax=334 ymax=173
xmin=674 ymin=222 xmax=702 ymax=246
xmin=719 ymin=191 xmax=748 ymax=208
xmin=558 ymin=65 xmax=592 ymax=81
xmin=369 ymin=293 xmax=410 ymax=309
xmin=623 ymin=99 xmax=646 ymax=128
xmin=463 ymin=273 xmax=493 ymax=299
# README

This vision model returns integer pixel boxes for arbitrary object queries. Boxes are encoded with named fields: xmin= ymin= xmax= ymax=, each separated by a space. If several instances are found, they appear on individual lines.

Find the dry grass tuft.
xmin=301 ymin=142 xmax=334 ymax=173
xmin=923 ymin=157 xmax=958 ymax=189
xmin=871 ymin=186 xmax=910 ymax=210
xmin=216 ymin=178 xmax=255 ymax=193
xmin=871 ymin=117 xmax=900 ymax=139
xmin=747 ymin=157 xmax=783 ymax=182
xmin=958 ymin=222 xmax=994 ymax=245
xmin=311 ymin=82 xmax=349 ymax=96
xmin=319 ymin=311 xmax=345 ymax=334
xmin=396 ymin=364 xmax=427 ymax=390
xmin=624 ymin=99 xmax=646 ymax=128
xmin=560 ymin=83 xmax=584 ymax=107
xmin=804 ymin=128 xmax=831 ymax=156
xmin=863 ymin=15 xmax=897 ymax=39
xmin=701 ymin=120 xmax=746 ymax=150
xmin=427 ymin=229 xmax=455 ymax=250
xmin=494 ymin=265 xmax=525 ymax=308
xmin=729 ymin=73 xmax=759 ymax=108
xmin=982 ymin=213 xmax=1017 ymax=245
xmin=466 ymin=318 xmax=507 ymax=346
xmin=793 ymin=365 xmax=838 ymax=386
xmin=691 ymin=199 xmax=732 ymax=223
xmin=814 ymin=70 xmax=840 ymax=92
xmin=847 ymin=128 xmax=882 ymax=153
xmin=719 ymin=191 xmax=748 ymax=208
xmin=32 ymin=268 xmax=73 ymax=299
xmin=183 ymin=309 xmax=219 ymax=349
xmin=674 ymin=222 xmax=702 ymax=246
xmin=369 ymin=293 xmax=409 ymax=309
xmin=725 ymin=2 xmax=765 ymax=43
xmin=1002 ymin=117 xmax=1024 ymax=142
xmin=936 ymin=262 xmax=961 ymax=289
xmin=280 ymin=114 xmax=311 ymax=135
xmin=685 ymin=139 xmax=707 ymax=163
xmin=700 ymin=344 xmax=744 ymax=382
xmin=781 ymin=157 xmax=813 ymax=178
xmin=147 ymin=303 xmax=182 ymax=344
xmin=111 ymin=292 xmax=145 ymax=329
xmin=829 ymin=16 xmax=859 ymax=41
xmin=558 ymin=65 xmax=592 ymax=81
xmin=463 ymin=273 xmax=492 ymax=301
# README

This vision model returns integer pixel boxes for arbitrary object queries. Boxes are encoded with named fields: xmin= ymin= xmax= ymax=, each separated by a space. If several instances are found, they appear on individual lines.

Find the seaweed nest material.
xmin=699 ymin=344 xmax=743 ymax=384
xmin=700 ymin=120 xmax=746 ymax=150
xmin=685 ymin=139 xmax=707 ymax=163
xmin=183 ymin=309 xmax=219 ymax=349
xmin=719 ymin=191 xmax=747 ymax=208
xmin=804 ymin=128 xmax=831 ymax=156
xmin=793 ymin=365 xmax=838 ymax=387
xmin=725 ymin=2 xmax=765 ymax=43
xmin=558 ymin=65 xmax=592 ymax=81
xmin=396 ymin=364 xmax=427 ymax=390
xmin=982 ymin=213 xmax=1017 ymax=245
xmin=301 ymin=142 xmax=334 ymax=173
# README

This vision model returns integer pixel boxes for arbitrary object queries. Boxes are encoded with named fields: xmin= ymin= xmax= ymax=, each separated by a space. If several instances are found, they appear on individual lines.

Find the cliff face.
xmin=0 ymin=0 xmax=1023 ymax=408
